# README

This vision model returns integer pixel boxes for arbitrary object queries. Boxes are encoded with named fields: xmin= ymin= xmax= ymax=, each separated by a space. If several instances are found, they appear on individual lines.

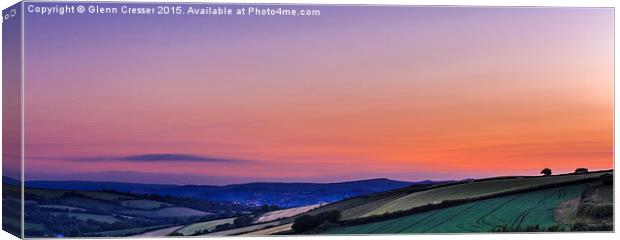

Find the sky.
xmin=3 ymin=3 xmax=22 ymax=181
xmin=22 ymin=4 xmax=613 ymax=185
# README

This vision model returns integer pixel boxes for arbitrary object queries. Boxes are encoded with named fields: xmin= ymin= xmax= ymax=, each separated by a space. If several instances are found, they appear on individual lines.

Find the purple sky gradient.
xmin=22 ymin=3 xmax=613 ymax=185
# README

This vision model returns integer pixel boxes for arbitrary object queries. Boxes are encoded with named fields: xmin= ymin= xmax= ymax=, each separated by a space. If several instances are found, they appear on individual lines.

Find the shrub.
xmin=571 ymin=222 xmax=613 ymax=231
xmin=233 ymin=215 xmax=253 ymax=228
xmin=540 ymin=168 xmax=552 ymax=176
xmin=292 ymin=210 xmax=341 ymax=233
xmin=318 ymin=210 xmax=342 ymax=223
xmin=600 ymin=174 xmax=613 ymax=185
xmin=492 ymin=224 xmax=571 ymax=232
xmin=213 ymin=223 xmax=232 ymax=232
xmin=591 ymin=205 xmax=613 ymax=218
xmin=575 ymin=168 xmax=588 ymax=174
xmin=292 ymin=215 xmax=317 ymax=233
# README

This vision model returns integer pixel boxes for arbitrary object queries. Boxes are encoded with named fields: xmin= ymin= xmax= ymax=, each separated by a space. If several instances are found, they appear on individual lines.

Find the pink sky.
xmin=22 ymin=5 xmax=613 ymax=184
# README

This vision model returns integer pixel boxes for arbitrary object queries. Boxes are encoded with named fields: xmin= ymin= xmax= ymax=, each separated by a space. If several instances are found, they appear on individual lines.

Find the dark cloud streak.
xmin=65 ymin=154 xmax=252 ymax=163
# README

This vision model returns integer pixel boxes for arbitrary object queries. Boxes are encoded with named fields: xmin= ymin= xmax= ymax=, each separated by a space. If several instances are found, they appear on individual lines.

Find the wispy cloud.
xmin=54 ymin=154 xmax=251 ymax=163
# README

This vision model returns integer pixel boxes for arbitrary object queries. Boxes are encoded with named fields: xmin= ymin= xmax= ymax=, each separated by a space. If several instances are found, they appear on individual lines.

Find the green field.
xmin=50 ymin=213 xmax=120 ymax=224
xmin=88 ymin=225 xmax=175 ymax=237
xmin=121 ymin=207 xmax=213 ymax=218
xmin=59 ymin=196 xmax=117 ymax=211
xmin=39 ymin=205 xmax=87 ymax=212
xmin=80 ymin=191 xmax=135 ymax=201
xmin=120 ymin=199 xmax=170 ymax=210
xmin=27 ymin=188 xmax=134 ymax=201
xmin=175 ymin=217 xmax=237 ymax=236
xmin=25 ymin=223 xmax=48 ymax=232
xmin=27 ymin=188 xmax=69 ymax=198
xmin=325 ymin=184 xmax=586 ymax=234
xmin=364 ymin=172 xmax=606 ymax=217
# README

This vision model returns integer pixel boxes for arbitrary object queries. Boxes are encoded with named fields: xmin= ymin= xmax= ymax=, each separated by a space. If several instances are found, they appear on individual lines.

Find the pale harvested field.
xmin=135 ymin=225 xmax=183 ymax=237
xmin=242 ymin=223 xmax=293 ymax=235
xmin=205 ymin=221 xmax=283 ymax=236
xmin=255 ymin=203 xmax=324 ymax=223
xmin=364 ymin=172 xmax=608 ymax=217
xmin=175 ymin=217 xmax=237 ymax=236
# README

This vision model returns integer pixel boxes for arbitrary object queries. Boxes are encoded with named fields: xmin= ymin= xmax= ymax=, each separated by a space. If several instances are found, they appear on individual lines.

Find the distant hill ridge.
xmin=23 ymin=178 xmax=429 ymax=207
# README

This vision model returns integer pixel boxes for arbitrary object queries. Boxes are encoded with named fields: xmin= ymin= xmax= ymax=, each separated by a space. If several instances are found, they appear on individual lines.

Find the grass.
xmin=175 ymin=217 xmax=237 ymax=236
xmin=121 ymin=207 xmax=213 ymax=218
xmin=325 ymin=184 xmax=586 ymax=234
xmin=364 ymin=172 xmax=607 ymax=217
xmin=120 ymin=199 xmax=169 ymax=210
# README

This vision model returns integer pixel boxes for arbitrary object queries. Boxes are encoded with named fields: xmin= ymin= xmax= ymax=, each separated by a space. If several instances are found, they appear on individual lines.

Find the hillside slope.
xmin=237 ymin=171 xmax=612 ymax=235
xmin=363 ymin=171 xmax=609 ymax=217
xmin=26 ymin=178 xmax=419 ymax=208
xmin=325 ymin=183 xmax=587 ymax=234
xmin=23 ymin=188 xmax=251 ymax=237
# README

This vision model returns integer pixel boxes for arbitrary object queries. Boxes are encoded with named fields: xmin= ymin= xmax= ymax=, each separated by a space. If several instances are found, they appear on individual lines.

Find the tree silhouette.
xmin=540 ymin=168 xmax=552 ymax=176
xmin=292 ymin=210 xmax=341 ymax=233
xmin=574 ymin=168 xmax=588 ymax=174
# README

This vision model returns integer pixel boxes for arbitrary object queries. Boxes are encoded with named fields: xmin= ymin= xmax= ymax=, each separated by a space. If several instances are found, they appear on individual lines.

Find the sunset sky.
xmin=23 ymin=4 xmax=613 ymax=185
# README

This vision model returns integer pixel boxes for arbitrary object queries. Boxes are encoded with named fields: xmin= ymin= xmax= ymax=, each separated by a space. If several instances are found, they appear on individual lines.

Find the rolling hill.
xmin=25 ymin=178 xmax=423 ymax=207
xmin=236 ymin=170 xmax=613 ymax=235
xmin=21 ymin=187 xmax=253 ymax=237
xmin=12 ymin=170 xmax=613 ymax=237
xmin=325 ymin=184 xmax=587 ymax=234
xmin=363 ymin=171 xmax=609 ymax=217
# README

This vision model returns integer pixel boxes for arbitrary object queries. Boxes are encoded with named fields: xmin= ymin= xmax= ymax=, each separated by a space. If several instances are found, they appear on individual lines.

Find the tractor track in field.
xmin=512 ymin=189 xmax=559 ymax=228
xmin=391 ymin=210 xmax=443 ymax=233
xmin=325 ymin=181 xmax=594 ymax=234
xmin=510 ymin=211 xmax=528 ymax=228
xmin=476 ymin=195 xmax=522 ymax=229
xmin=422 ymin=204 xmax=479 ymax=232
